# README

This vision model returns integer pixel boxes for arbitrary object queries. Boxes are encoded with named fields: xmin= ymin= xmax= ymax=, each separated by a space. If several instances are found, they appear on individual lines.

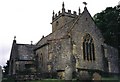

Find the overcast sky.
xmin=0 ymin=0 xmax=119 ymax=67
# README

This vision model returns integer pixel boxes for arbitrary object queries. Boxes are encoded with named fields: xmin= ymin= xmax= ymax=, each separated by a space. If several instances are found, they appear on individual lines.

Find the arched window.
xmin=83 ymin=34 xmax=95 ymax=61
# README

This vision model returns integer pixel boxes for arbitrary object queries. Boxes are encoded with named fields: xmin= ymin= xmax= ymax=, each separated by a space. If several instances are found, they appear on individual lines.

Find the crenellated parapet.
xmin=52 ymin=2 xmax=81 ymax=22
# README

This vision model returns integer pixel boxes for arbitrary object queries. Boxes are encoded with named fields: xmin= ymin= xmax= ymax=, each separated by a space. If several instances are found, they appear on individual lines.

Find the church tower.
xmin=51 ymin=2 xmax=81 ymax=32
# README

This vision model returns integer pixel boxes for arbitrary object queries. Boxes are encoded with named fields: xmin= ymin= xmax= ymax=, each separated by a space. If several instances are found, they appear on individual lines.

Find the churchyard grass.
xmin=2 ymin=77 xmax=15 ymax=82
xmin=2 ymin=77 xmax=120 ymax=82
xmin=26 ymin=79 xmax=77 ymax=82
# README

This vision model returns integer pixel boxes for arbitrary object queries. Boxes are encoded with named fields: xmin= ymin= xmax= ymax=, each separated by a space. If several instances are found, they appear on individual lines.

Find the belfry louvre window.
xmin=83 ymin=34 xmax=95 ymax=61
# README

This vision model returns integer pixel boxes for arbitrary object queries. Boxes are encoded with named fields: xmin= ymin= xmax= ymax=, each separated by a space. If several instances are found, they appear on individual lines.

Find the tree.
xmin=3 ymin=60 xmax=9 ymax=76
xmin=93 ymin=5 xmax=120 ymax=57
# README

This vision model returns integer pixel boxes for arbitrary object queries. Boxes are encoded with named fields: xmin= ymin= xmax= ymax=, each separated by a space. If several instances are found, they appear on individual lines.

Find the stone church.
xmin=8 ymin=3 xmax=119 ymax=80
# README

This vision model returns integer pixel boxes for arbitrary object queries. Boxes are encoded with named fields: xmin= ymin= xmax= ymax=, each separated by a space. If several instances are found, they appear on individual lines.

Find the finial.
xmin=52 ymin=10 xmax=55 ymax=20
xmin=13 ymin=36 xmax=16 ymax=43
xmin=83 ymin=2 xmax=87 ymax=7
xmin=58 ymin=11 xmax=60 ymax=15
xmin=31 ymin=41 xmax=33 ymax=45
xmin=55 ymin=13 xmax=57 ymax=17
xmin=53 ymin=10 xmax=55 ymax=16
xmin=78 ymin=7 xmax=81 ymax=15
xmin=14 ymin=36 xmax=16 ymax=40
xmin=62 ymin=2 xmax=65 ymax=8
xmin=62 ymin=2 xmax=65 ymax=13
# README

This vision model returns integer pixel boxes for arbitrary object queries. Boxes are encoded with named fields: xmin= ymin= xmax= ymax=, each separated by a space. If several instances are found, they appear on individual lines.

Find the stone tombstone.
xmin=92 ymin=72 xmax=101 ymax=81
xmin=0 ymin=66 xmax=2 ymax=82
xmin=65 ymin=65 xmax=72 ymax=80
xmin=78 ymin=70 xmax=91 ymax=80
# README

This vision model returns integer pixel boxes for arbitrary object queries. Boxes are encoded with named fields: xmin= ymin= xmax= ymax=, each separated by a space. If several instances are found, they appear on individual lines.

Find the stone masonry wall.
xmin=104 ymin=45 xmax=119 ymax=73
xmin=71 ymin=8 xmax=104 ymax=71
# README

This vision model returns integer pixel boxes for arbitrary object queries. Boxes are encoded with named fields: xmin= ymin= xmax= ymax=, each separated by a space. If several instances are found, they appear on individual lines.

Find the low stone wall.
xmin=15 ymin=74 xmax=41 ymax=81
xmin=15 ymin=72 xmax=57 ymax=81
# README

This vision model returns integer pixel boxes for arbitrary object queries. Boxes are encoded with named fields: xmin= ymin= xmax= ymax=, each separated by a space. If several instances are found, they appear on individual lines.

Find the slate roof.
xmin=16 ymin=44 xmax=36 ymax=61
xmin=10 ymin=40 xmax=36 ymax=61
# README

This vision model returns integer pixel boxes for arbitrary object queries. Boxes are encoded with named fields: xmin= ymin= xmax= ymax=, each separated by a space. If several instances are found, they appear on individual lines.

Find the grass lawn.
xmin=26 ymin=79 xmax=59 ymax=82
xmin=2 ymin=76 xmax=120 ymax=82
xmin=26 ymin=79 xmax=77 ymax=82
xmin=102 ymin=76 xmax=120 ymax=80
xmin=2 ymin=77 xmax=15 ymax=82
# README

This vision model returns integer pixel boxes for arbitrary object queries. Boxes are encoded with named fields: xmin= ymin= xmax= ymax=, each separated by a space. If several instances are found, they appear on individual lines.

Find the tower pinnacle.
xmin=62 ymin=2 xmax=65 ymax=8
xmin=62 ymin=2 xmax=65 ymax=13
xmin=78 ymin=7 xmax=81 ymax=15
xmin=52 ymin=10 xmax=55 ymax=20
xmin=53 ymin=10 xmax=55 ymax=15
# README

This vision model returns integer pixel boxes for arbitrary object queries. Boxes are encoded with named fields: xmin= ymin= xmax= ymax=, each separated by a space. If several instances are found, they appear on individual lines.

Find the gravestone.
xmin=78 ymin=70 xmax=91 ymax=80
xmin=92 ymin=72 xmax=101 ymax=81
xmin=65 ymin=65 xmax=72 ymax=80
xmin=0 ymin=66 xmax=2 ymax=82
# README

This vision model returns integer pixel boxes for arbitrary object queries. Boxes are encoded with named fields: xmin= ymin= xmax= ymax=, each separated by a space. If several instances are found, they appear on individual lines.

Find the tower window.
xmin=83 ymin=34 xmax=95 ymax=61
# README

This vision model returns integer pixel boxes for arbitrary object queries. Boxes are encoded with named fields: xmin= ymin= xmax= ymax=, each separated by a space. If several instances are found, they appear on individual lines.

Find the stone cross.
xmin=0 ymin=66 xmax=2 ymax=82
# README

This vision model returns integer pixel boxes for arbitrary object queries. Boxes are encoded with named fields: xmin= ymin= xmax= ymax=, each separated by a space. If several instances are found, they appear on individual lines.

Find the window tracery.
xmin=83 ymin=34 xmax=95 ymax=61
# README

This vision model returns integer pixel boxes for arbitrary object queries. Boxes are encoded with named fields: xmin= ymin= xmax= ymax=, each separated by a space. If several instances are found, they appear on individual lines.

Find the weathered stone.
xmin=78 ymin=70 xmax=91 ymax=80
xmin=8 ymin=2 xmax=119 ymax=81
xmin=92 ymin=72 xmax=101 ymax=81
xmin=65 ymin=65 xmax=72 ymax=80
